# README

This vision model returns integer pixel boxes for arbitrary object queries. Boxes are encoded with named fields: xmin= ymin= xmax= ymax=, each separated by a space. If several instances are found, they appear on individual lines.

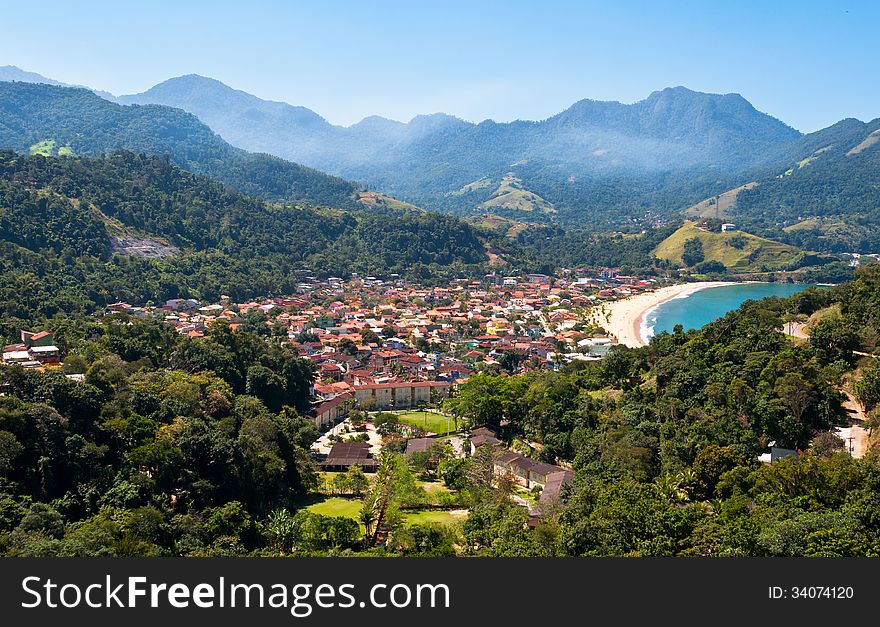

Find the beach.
xmin=588 ymin=282 xmax=741 ymax=347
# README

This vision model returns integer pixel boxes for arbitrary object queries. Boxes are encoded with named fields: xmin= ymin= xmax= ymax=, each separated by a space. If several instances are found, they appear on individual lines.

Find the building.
xmin=468 ymin=427 xmax=501 ymax=455
xmin=493 ymin=450 xmax=572 ymax=489
xmin=307 ymin=393 xmax=354 ymax=429
xmin=21 ymin=330 xmax=56 ymax=347
xmin=317 ymin=441 xmax=378 ymax=472
xmin=28 ymin=345 xmax=61 ymax=365
xmin=3 ymin=330 xmax=61 ymax=367
xmin=537 ymin=469 xmax=574 ymax=508
xmin=352 ymin=381 xmax=451 ymax=410
xmin=2 ymin=349 xmax=34 ymax=365
xmin=405 ymin=437 xmax=437 ymax=456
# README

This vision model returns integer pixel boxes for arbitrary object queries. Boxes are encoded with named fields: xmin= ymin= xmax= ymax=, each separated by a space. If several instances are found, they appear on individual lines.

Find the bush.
xmin=695 ymin=260 xmax=727 ymax=274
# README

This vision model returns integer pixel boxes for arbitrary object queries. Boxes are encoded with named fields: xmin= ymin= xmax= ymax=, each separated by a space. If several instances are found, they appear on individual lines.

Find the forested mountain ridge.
xmin=0 ymin=65 xmax=118 ymax=101
xmin=0 ymin=150 xmax=497 ymax=337
xmin=685 ymin=117 xmax=880 ymax=253
xmin=117 ymin=75 xmax=804 ymax=225
xmin=6 ymin=69 xmax=880 ymax=249
xmin=0 ymin=81 xmax=361 ymax=210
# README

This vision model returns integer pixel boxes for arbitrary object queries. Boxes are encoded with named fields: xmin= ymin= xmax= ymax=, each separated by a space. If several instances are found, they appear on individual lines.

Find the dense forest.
xmin=0 ymin=317 xmax=324 ymax=556
xmin=443 ymin=265 xmax=880 ymax=556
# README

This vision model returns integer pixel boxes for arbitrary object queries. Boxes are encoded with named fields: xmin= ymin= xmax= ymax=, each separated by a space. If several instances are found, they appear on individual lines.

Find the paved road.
xmin=836 ymin=389 xmax=868 ymax=458
xmin=783 ymin=321 xmax=870 ymax=457
xmin=785 ymin=321 xmax=810 ymax=340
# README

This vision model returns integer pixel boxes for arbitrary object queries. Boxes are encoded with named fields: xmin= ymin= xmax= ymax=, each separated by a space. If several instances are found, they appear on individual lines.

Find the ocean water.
xmin=643 ymin=283 xmax=818 ymax=342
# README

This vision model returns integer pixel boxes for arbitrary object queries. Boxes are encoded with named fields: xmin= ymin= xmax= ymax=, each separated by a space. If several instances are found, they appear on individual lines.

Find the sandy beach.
xmin=588 ymin=282 xmax=742 ymax=347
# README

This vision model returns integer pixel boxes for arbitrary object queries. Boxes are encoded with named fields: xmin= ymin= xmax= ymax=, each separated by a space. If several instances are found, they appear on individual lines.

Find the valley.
xmin=0 ymin=62 xmax=879 ymax=562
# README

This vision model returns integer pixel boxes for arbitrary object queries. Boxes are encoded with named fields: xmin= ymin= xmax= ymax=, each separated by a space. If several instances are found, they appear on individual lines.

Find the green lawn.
xmin=393 ymin=411 xmax=455 ymax=434
xmin=404 ymin=509 xmax=468 ymax=526
xmin=302 ymin=496 xmax=362 ymax=519
xmin=299 ymin=495 xmax=466 ymax=529
xmin=417 ymin=480 xmax=451 ymax=494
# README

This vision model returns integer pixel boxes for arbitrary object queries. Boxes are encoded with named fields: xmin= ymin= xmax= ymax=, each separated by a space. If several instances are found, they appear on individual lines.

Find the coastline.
xmin=589 ymin=282 xmax=742 ymax=348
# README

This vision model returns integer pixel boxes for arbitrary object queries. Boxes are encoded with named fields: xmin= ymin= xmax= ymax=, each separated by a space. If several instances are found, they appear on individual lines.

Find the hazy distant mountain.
xmin=0 ymin=65 xmax=66 ymax=86
xmin=7 ymin=68 xmax=877 ymax=241
xmin=0 ymin=82 xmax=360 ymax=209
xmin=118 ymin=74 xmax=332 ymax=155
xmin=119 ymin=75 xmax=805 ymax=223
xmin=0 ymin=64 xmax=118 ymax=101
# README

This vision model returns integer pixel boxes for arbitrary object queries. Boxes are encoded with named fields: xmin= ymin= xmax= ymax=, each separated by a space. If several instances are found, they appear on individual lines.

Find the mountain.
xmin=7 ymin=70 xmax=878 ymax=250
xmin=118 ymin=74 xmax=334 ymax=156
xmin=0 ymin=65 xmax=66 ymax=86
xmin=0 ymin=81 xmax=360 ymax=209
xmin=119 ymin=75 xmax=803 ymax=224
xmin=684 ymin=118 xmax=880 ymax=253
xmin=0 ymin=64 xmax=118 ymax=101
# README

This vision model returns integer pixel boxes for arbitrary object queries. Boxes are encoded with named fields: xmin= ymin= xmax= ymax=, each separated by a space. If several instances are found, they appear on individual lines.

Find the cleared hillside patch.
xmin=479 ymin=174 xmax=555 ymax=213
xmin=685 ymin=182 xmax=758 ymax=219
xmin=654 ymin=221 xmax=802 ymax=270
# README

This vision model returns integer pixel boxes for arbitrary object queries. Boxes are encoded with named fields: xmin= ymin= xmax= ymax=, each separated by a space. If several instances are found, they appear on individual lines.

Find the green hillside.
xmin=0 ymin=82 xmax=361 ymax=210
xmin=684 ymin=182 xmax=757 ymax=219
xmin=653 ymin=221 xmax=804 ymax=271
xmin=731 ymin=118 xmax=880 ymax=253
xmin=0 ymin=150 xmax=497 ymax=334
xmin=478 ymin=174 xmax=555 ymax=213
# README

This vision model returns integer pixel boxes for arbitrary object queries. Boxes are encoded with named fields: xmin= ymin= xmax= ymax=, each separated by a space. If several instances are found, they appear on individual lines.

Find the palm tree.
xmin=359 ymin=494 xmax=378 ymax=543
xmin=265 ymin=508 xmax=295 ymax=554
xmin=360 ymin=451 xmax=395 ymax=546
xmin=655 ymin=469 xmax=694 ymax=504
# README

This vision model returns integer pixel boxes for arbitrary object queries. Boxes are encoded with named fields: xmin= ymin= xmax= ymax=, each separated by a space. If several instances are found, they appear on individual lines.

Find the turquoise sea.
xmin=643 ymin=282 xmax=819 ymax=341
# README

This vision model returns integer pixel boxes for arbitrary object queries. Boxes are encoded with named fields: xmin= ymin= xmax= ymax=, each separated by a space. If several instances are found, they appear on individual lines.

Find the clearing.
xmin=685 ymin=182 xmax=757 ymax=219
xmin=653 ymin=221 xmax=802 ymax=271
xmin=302 ymin=496 xmax=363 ymax=520
xmin=478 ymin=173 xmax=555 ymax=213
xmin=392 ymin=410 xmax=457 ymax=435
xmin=403 ymin=509 xmax=468 ymax=526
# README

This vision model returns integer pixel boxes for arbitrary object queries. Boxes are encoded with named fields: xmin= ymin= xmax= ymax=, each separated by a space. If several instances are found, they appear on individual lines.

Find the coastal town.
xmin=3 ymin=266 xmax=867 ymax=530
xmin=4 ymin=266 xmax=664 ymax=400
xmin=1 ymin=267 xmax=667 ymax=526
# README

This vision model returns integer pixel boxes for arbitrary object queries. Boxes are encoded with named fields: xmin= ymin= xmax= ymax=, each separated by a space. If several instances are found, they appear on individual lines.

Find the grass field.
xmin=479 ymin=174 xmax=555 ymax=213
xmin=303 ymin=497 xmax=362 ymax=519
xmin=356 ymin=191 xmax=423 ymax=212
xmin=418 ymin=480 xmax=452 ymax=494
xmin=28 ymin=139 xmax=74 ymax=157
xmin=653 ymin=221 xmax=802 ymax=271
xmin=392 ymin=411 xmax=455 ymax=434
xmin=403 ymin=509 xmax=467 ymax=526
xmin=300 ymin=495 xmax=467 ymax=529
xmin=467 ymin=213 xmax=530 ymax=239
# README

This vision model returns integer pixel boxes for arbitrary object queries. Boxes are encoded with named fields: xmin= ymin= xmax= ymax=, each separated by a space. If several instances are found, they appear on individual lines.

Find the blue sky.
xmin=1 ymin=0 xmax=876 ymax=131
